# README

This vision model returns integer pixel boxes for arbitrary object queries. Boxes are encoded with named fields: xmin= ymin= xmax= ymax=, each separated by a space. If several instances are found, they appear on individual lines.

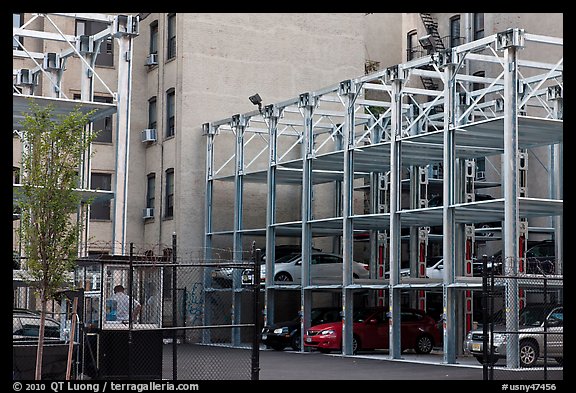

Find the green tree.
xmin=16 ymin=101 xmax=98 ymax=379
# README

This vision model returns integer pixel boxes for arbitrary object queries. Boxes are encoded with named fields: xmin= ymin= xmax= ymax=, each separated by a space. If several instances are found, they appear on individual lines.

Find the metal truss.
xmin=13 ymin=13 xmax=140 ymax=256
xmin=205 ymin=28 xmax=562 ymax=364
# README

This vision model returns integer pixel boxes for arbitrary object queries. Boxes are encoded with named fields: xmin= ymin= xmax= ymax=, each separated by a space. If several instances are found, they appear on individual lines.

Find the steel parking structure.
xmin=203 ymin=28 xmax=563 ymax=366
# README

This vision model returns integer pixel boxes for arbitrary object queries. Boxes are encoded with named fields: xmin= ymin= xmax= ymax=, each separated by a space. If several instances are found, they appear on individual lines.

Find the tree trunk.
xmin=34 ymin=293 xmax=47 ymax=380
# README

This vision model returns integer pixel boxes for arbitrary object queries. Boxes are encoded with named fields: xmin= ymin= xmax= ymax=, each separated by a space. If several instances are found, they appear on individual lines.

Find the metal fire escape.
xmin=418 ymin=13 xmax=446 ymax=91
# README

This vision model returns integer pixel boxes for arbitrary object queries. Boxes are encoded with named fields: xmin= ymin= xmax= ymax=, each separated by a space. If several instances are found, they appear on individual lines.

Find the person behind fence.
xmin=110 ymin=284 xmax=141 ymax=322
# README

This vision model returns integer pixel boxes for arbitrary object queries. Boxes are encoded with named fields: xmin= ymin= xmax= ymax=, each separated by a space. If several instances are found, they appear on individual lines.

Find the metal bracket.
xmin=338 ymin=79 xmax=356 ymax=96
xmin=231 ymin=114 xmax=247 ymax=129
xmin=546 ymin=85 xmax=563 ymax=101
xmin=496 ymin=28 xmax=525 ymax=50
xmin=384 ymin=65 xmax=403 ymax=83
xmin=202 ymin=123 xmax=217 ymax=136
xmin=112 ymin=14 xmax=140 ymax=38
xmin=298 ymin=92 xmax=316 ymax=108
xmin=43 ymin=53 xmax=63 ymax=71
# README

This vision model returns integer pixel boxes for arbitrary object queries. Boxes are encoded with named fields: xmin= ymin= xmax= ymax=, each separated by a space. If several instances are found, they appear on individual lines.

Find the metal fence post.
xmin=251 ymin=248 xmax=262 ymax=380
xmin=481 ymin=254 xmax=488 ymax=380
xmin=128 ymin=242 xmax=134 ymax=379
xmin=172 ymin=234 xmax=178 ymax=380
xmin=543 ymin=276 xmax=548 ymax=380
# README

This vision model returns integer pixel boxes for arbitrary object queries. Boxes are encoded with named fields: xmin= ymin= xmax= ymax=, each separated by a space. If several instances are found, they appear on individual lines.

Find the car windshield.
xmin=352 ymin=308 xmax=382 ymax=323
xmin=487 ymin=305 xmax=558 ymax=327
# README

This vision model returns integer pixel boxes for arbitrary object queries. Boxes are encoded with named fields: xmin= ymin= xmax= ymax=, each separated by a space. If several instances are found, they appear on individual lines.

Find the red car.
xmin=303 ymin=307 xmax=441 ymax=354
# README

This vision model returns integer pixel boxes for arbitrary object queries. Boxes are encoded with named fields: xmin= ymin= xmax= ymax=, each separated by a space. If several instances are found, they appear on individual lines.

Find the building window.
xmin=148 ymin=97 xmax=157 ymax=129
xmin=146 ymin=173 xmax=155 ymax=209
xmin=93 ymin=96 xmax=113 ymax=143
xmin=75 ymin=19 xmax=114 ymax=67
xmin=150 ymin=21 xmax=158 ymax=55
xmin=166 ymin=89 xmax=175 ymax=137
xmin=167 ymin=14 xmax=176 ymax=60
xmin=90 ymin=173 xmax=112 ymax=220
xmin=13 ymin=166 xmax=20 ymax=184
xmin=472 ymin=71 xmax=486 ymax=103
xmin=450 ymin=15 xmax=461 ymax=48
xmin=13 ymin=13 xmax=24 ymax=49
xmin=476 ymin=157 xmax=486 ymax=180
xmin=407 ymin=29 xmax=418 ymax=61
xmin=165 ymin=169 xmax=174 ymax=218
xmin=74 ymin=94 xmax=113 ymax=143
xmin=473 ymin=13 xmax=485 ymax=40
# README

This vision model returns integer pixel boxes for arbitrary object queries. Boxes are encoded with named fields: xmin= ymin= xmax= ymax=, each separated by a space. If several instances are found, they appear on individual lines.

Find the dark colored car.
xmin=261 ymin=307 xmax=342 ymax=351
xmin=303 ymin=307 xmax=442 ymax=355
xmin=490 ymin=239 xmax=556 ymax=275
xmin=13 ymin=309 xmax=75 ymax=380
xmin=13 ymin=310 xmax=62 ymax=342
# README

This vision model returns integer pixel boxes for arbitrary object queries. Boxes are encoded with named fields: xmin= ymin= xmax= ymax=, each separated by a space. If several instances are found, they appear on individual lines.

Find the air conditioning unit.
xmin=145 ymin=53 xmax=158 ymax=66
xmin=141 ymin=128 xmax=157 ymax=143
xmin=143 ymin=207 xmax=154 ymax=219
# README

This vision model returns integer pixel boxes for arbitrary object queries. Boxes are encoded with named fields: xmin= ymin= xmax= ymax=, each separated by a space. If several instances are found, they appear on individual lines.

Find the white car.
xmin=384 ymin=259 xmax=444 ymax=279
xmin=243 ymin=252 xmax=369 ymax=285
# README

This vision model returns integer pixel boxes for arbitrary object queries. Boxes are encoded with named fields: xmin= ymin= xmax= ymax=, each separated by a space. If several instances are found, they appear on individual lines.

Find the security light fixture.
xmin=419 ymin=34 xmax=434 ymax=51
xmin=249 ymin=93 xmax=263 ymax=113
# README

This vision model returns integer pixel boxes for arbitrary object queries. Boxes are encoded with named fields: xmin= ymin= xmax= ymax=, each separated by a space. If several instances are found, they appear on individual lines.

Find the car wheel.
xmin=271 ymin=344 xmax=285 ymax=351
xmin=318 ymin=348 xmax=331 ymax=354
xmin=555 ymin=358 xmax=563 ymax=366
xmin=275 ymin=272 xmax=293 ymax=282
xmin=352 ymin=335 xmax=360 ymax=354
xmin=291 ymin=334 xmax=301 ymax=351
xmin=415 ymin=334 xmax=433 ymax=354
xmin=519 ymin=340 xmax=539 ymax=367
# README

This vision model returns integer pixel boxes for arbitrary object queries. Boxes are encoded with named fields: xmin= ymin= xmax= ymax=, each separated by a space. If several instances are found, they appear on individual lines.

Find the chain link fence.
xmin=14 ymin=239 xmax=262 ymax=380
xmin=474 ymin=256 xmax=563 ymax=380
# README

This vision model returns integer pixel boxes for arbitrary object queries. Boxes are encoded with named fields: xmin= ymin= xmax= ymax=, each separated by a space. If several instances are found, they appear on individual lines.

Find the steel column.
xmin=388 ymin=74 xmax=402 ymax=359
xmin=339 ymin=80 xmax=357 ymax=356
xmin=111 ymin=27 xmax=135 ymax=255
xmin=232 ymin=114 xmax=246 ymax=346
xmin=442 ymin=58 xmax=457 ymax=364
xmin=299 ymin=93 xmax=315 ymax=351
xmin=500 ymin=29 xmax=523 ymax=369
xmin=264 ymin=105 xmax=279 ymax=329
xmin=202 ymin=122 xmax=215 ymax=343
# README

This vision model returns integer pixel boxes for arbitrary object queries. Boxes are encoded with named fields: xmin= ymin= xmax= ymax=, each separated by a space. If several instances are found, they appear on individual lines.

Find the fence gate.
xmin=479 ymin=256 xmax=563 ymax=380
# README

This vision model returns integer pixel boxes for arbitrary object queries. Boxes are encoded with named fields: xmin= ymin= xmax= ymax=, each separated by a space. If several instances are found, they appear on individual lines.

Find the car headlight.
xmin=320 ymin=329 xmax=335 ymax=336
xmin=493 ymin=333 xmax=507 ymax=343
xmin=466 ymin=332 xmax=472 ymax=340
xmin=273 ymin=327 xmax=289 ymax=334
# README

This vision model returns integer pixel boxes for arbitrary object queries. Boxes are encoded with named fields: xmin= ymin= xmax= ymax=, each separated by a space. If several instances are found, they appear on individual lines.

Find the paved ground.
xmin=160 ymin=344 xmax=562 ymax=381
xmin=259 ymin=349 xmax=483 ymax=380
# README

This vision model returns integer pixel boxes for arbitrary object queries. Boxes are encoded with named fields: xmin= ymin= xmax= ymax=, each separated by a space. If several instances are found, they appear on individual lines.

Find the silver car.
xmin=464 ymin=304 xmax=563 ymax=367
